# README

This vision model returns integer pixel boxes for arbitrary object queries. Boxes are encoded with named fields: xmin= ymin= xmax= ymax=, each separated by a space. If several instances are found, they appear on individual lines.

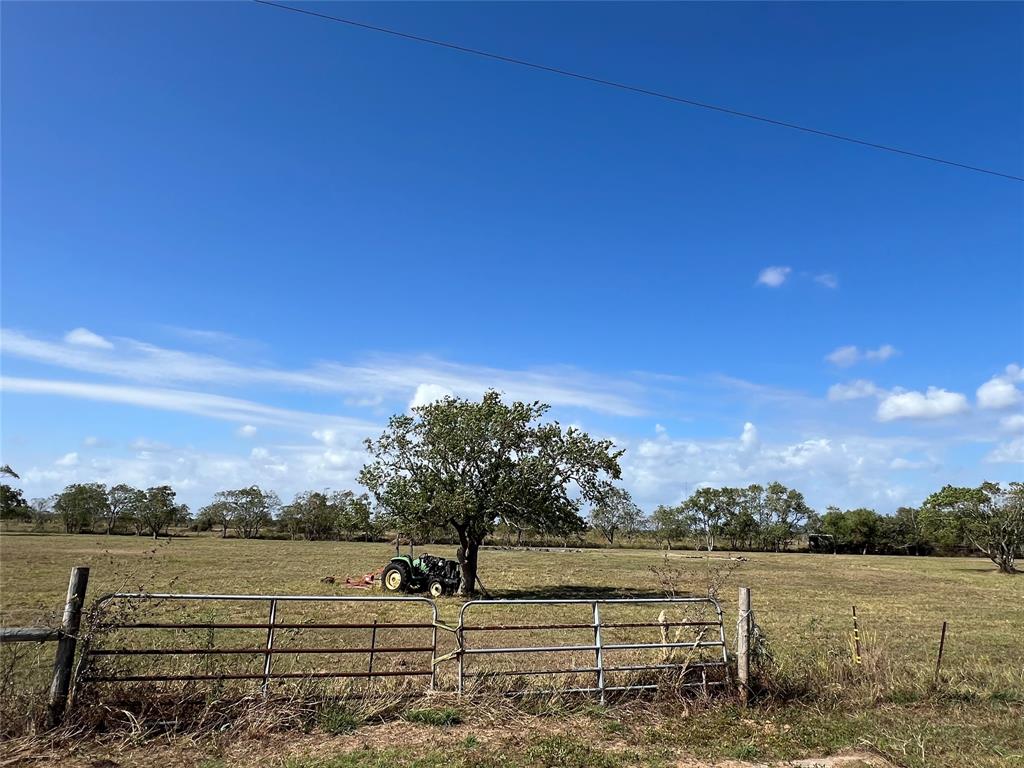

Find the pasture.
xmin=1 ymin=532 xmax=1021 ymax=767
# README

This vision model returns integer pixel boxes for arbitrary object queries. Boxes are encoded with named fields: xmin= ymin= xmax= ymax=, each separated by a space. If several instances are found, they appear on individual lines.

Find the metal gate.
xmin=81 ymin=592 xmax=442 ymax=691
xmin=457 ymin=597 xmax=728 ymax=703
xmin=79 ymin=592 xmax=728 ymax=703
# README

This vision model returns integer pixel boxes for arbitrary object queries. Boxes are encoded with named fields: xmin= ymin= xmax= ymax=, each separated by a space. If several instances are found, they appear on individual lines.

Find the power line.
xmin=253 ymin=0 xmax=1023 ymax=183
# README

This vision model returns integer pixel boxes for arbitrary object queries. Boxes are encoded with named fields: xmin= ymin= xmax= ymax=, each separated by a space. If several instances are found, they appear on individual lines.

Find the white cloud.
xmin=826 ymin=344 xmax=898 ymax=367
xmin=976 ymin=364 xmax=1023 ymax=410
xmin=756 ymin=266 xmax=791 ymax=287
xmin=876 ymin=387 xmax=969 ymax=422
xmin=55 ymin=452 xmax=79 ymax=467
xmin=1000 ymin=413 xmax=1024 ymax=433
xmin=409 ymin=383 xmax=454 ymax=409
xmin=83 ymin=436 xmax=100 ymax=446
xmin=622 ymin=429 xmax=925 ymax=512
xmin=814 ymin=273 xmax=839 ymax=289
xmin=237 ymin=424 xmax=258 ymax=438
xmin=828 ymin=379 xmax=882 ymax=401
xmin=739 ymin=422 xmax=760 ymax=452
xmin=63 ymin=327 xmax=113 ymax=349
xmin=985 ymin=437 xmax=1024 ymax=464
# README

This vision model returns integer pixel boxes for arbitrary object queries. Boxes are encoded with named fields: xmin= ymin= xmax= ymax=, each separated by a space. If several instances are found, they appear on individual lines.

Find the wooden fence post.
xmin=46 ymin=566 xmax=89 ymax=728
xmin=737 ymin=586 xmax=751 ymax=705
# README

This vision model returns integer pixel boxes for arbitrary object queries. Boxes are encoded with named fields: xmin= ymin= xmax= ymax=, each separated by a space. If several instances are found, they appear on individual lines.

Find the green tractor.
xmin=381 ymin=552 xmax=462 ymax=598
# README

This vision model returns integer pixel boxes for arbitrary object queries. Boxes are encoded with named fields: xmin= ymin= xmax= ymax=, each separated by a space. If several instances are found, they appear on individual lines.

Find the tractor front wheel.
xmin=382 ymin=563 xmax=409 ymax=592
xmin=428 ymin=580 xmax=445 ymax=599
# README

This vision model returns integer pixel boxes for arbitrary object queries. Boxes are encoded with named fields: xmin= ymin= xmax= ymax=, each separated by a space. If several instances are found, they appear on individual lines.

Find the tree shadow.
xmin=485 ymin=584 xmax=679 ymax=600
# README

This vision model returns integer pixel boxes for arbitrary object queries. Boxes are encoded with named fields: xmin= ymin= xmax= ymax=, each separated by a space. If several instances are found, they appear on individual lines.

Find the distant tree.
xmin=282 ymin=491 xmax=336 ymax=540
xmin=683 ymin=487 xmax=738 ymax=552
xmin=216 ymin=486 xmax=279 ymax=539
xmin=105 ymin=484 xmax=144 ymax=535
xmin=0 ymin=465 xmax=19 ymax=479
xmin=761 ymin=482 xmax=813 ymax=551
xmin=590 ymin=487 xmax=642 ymax=546
xmin=1 ymin=484 xmax=31 ymax=521
xmin=336 ymin=491 xmax=377 ymax=541
xmin=360 ymin=391 xmax=622 ymax=596
xmin=136 ymin=485 xmax=182 ymax=538
xmin=889 ymin=506 xmax=930 ymax=556
xmin=722 ymin=500 xmax=759 ymax=550
xmin=923 ymin=482 xmax=1023 ymax=574
xmin=28 ymin=497 xmax=54 ymax=530
xmin=844 ymin=508 xmax=882 ymax=554
xmin=650 ymin=504 xmax=691 ymax=549
xmin=53 ymin=483 xmax=108 ymax=533
xmin=197 ymin=500 xmax=232 ymax=537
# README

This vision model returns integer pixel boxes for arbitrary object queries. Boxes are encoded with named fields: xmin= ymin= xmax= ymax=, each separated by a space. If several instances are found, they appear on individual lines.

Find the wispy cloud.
xmin=814 ymin=273 xmax=839 ymax=289
xmin=0 ymin=328 xmax=645 ymax=416
xmin=64 ymin=328 xmax=113 ymax=349
xmin=0 ymin=376 xmax=376 ymax=433
xmin=825 ymin=344 xmax=898 ymax=367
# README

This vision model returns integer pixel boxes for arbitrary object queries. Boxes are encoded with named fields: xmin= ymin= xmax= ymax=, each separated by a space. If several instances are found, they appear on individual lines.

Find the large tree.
xmin=360 ymin=391 xmax=622 ymax=595
xmin=922 ymin=482 xmax=1022 ymax=574
xmin=0 ymin=484 xmax=31 ymax=521
xmin=215 ymin=486 xmax=280 ymax=539
xmin=105 ymin=484 xmax=144 ymax=535
xmin=53 ymin=483 xmax=108 ymax=533
xmin=650 ymin=503 xmax=691 ymax=549
xmin=683 ymin=487 xmax=737 ymax=552
xmin=137 ymin=485 xmax=182 ymax=539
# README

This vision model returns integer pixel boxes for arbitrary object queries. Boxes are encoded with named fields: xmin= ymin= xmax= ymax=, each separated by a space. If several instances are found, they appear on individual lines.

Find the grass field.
xmin=1 ymin=532 xmax=1022 ymax=767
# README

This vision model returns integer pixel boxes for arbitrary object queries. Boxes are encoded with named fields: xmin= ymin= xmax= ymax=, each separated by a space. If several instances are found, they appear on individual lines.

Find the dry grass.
xmin=0 ymin=532 xmax=1021 ymax=767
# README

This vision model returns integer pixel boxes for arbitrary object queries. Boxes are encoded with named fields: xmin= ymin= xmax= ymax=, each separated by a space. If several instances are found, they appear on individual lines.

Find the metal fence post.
xmin=737 ymin=586 xmax=751 ymax=705
xmin=592 ymin=602 xmax=605 ymax=705
xmin=47 ymin=566 xmax=89 ymax=728
xmin=262 ymin=599 xmax=277 ymax=694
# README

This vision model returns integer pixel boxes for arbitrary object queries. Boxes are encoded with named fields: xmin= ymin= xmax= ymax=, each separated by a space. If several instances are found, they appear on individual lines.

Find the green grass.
xmin=1 ymin=532 xmax=1021 ymax=767
xmin=402 ymin=707 xmax=462 ymax=727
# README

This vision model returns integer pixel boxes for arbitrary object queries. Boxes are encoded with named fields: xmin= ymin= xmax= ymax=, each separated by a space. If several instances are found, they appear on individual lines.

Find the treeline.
xmin=0 ymin=482 xmax=381 ymax=542
xmin=1 ymin=477 xmax=1020 ymax=571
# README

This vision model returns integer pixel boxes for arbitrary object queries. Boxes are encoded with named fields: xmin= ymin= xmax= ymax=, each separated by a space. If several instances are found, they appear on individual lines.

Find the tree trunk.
xmin=454 ymin=523 xmax=480 ymax=597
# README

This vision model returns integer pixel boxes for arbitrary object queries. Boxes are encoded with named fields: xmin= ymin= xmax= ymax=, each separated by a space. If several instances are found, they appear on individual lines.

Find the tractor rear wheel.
xmin=382 ymin=563 xmax=409 ymax=592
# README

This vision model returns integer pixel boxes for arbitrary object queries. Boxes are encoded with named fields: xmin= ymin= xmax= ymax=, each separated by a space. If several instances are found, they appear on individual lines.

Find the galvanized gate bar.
xmin=457 ymin=596 xmax=729 ymax=699
xmin=83 ymin=593 xmax=440 ymax=691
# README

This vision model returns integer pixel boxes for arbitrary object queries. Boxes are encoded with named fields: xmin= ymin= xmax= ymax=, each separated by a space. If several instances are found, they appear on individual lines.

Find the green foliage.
xmin=0 ymin=484 xmax=31 ymax=521
xmin=922 ymin=481 xmax=1023 ymax=573
xmin=360 ymin=391 xmax=622 ymax=593
xmin=820 ymin=506 xmax=884 ymax=554
xmin=213 ymin=486 xmax=280 ymax=539
xmin=649 ymin=503 xmax=691 ymax=548
xmin=280 ymin=490 xmax=378 ymax=541
xmin=590 ymin=486 xmax=642 ymax=545
xmin=106 ymin=483 xmax=144 ymax=535
xmin=135 ymin=485 xmax=184 ymax=538
xmin=52 ymin=482 xmax=108 ymax=533
xmin=316 ymin=703 xmax=361 ymax=734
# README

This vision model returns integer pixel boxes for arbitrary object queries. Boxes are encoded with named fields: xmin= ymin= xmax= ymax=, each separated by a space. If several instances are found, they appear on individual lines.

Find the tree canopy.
xmin=922 ymin=482 xmax=1022 ymax=574
xmin=359 ymin=391 xmax=623 ymax=594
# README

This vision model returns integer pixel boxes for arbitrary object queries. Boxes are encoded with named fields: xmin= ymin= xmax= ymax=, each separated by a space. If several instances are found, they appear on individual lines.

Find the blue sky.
xmin=2 ymin=2 xmax=1022 ymax=513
